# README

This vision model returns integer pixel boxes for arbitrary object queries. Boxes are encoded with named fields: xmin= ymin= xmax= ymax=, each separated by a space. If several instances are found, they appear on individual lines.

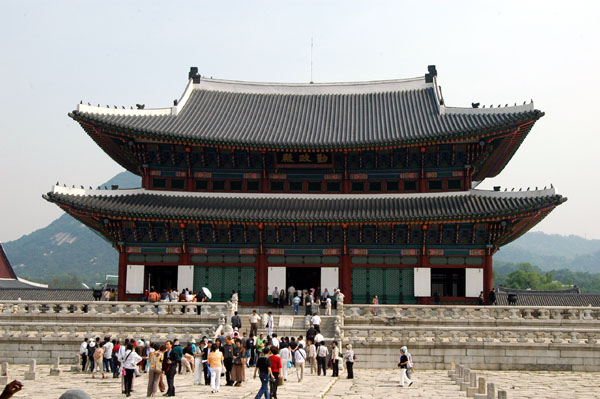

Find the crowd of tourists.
xmin=271 ymin=286 xmax=344 ymax=315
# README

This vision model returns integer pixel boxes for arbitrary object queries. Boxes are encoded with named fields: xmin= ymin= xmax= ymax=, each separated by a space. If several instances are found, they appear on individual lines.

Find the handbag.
xmin=277 ymin=375 xmax=284 ymax=386
xmin=287 ymin=360 xmax=292 ymax=369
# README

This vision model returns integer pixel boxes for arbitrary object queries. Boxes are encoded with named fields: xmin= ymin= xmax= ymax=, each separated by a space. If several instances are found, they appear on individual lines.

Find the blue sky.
xmin=1 ymin=0 xmax=599 ymax=241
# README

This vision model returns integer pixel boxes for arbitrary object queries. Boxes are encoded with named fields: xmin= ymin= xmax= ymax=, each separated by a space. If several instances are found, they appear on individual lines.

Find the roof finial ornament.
xmin=189 ymin=67 xmax=201 ymax=84
xmin=523 ymin=101 xmax=526 ymax=105
xmin=173 ymin=99 xmax=178 ymax=106
xmin=425 ymin=65 xmax=437 ymax=83
xmin=80 ymin=100 xmax=82 ymax=104
xmin=551 ymin=183 xmax=554 ymax=188
xmin=471 ymin=102 xmax=480 ymax=108
xmin=88 ymin=102 xmax=91 ymax=106
xmin=527 ymin=187 xmax=530 ymax=191
xmin=136 ymin=104 xmax=145 ymax=109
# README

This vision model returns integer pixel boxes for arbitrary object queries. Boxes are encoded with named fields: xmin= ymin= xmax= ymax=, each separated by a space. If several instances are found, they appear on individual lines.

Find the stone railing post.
xmin=0 ymin=362 xmax=9 ymax=385
xmin=25 ymin=359 xmax=38 ymax=380
xmin=498 ymin=390 xmax=508 ymax=399
xmin=50 ymin=357 xmax=61 ymax=376
xmin=223 ymin=302 xmax=233 ymax=335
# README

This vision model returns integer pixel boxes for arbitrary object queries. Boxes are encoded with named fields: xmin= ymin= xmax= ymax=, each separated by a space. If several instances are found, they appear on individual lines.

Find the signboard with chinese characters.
xmin=275 ymin=151 xmax=333 ymax=168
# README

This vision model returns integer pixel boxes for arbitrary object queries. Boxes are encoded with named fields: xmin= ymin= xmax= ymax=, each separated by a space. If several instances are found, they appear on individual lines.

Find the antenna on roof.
xmin=310 ymin=37 xmax=314 ymax=84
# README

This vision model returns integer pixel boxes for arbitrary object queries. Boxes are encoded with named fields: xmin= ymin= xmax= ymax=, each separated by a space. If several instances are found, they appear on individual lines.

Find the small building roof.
xmin=496 ymin=287 xmax=600 ymax=307
xmin=70 ymin=66 xmax=542 ymax=150
xmin=0 ymin=243 xmax=17 ymax=279
xmin=44 ymin=186 xmax=565 ymax=227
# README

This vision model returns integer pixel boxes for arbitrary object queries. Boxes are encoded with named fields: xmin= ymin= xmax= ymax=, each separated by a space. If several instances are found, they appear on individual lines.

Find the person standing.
xmin=279 ymin=289 xmax=286 ymax=309
xmin=162 ymin=340 xmax=179 ymax=397
xmin=293 ymin=294 xmax=301 ymax=315
xmin=208 ymin=347 xmax=224 ymax=393
xmin=202 ymin=340 xmax=213 ymax=385
xmin=102 ymin=337 xmax=114 ymax=374
xmin=223 ymin=336 xmax=234 ymax=386
xmin=331 ymin=341 xmax=340 ymax=377
xmin=266 ymin=312 xmax=274 ymax=338
xmin=316 ymin=341 xmax=328 ymax=376
xmin=305 ymin=339 xmax=316 ymax=374
xmin=91 ymin=342 xmax=105 ymax=379
xmin=372 ymin=295 xmax=379 ymax=316
xmin=232 ymin=339 xmax=245 ymax=387
xmin=398 ymin=347 xmax=413 ymax=387
xmin=232 ymin=311 xmax=242 ymax=330
xmin=304 ymin=292 xmax=312 ymax=316
xmin=279 ymin=343 xmax=290 ymax=381
xmin=172 ymin=339 xmax=183 ymax=374
xmin=325 ymin=296 xmax=332 ymax=315
xmin=294 ymin=344 xmax=306 ymax=382
xmin=272 ymin=287 xmax=279 ymax=307
xmin=147 ymin=343 xmax=164 ymax=397
xmin=401 ymin=346 xmax=414 ymax=378
xmin=287 ymin=285 xmax=296 ymax=306
xmin=122 ymin=343 xmax=142 ymax=397
xmin=311 ymin=314 xmax=321 ymax=333
xmin=268 ymin=347 xmax=282 ymax=399
xmin=489 ymin=288 xmax=497 ymax=305
xmin=344 ymin=344 xmax=354 ymax=379
xmin=79 ymin=338 xmax=89 ymax=372
xmin=87 ymin=341 xmax=96 ymax=373
xmin=249 ymin=310 xmax=261 ymax=337
xmin=253 ymin=348 xmax=274 ymax=399
xmin=193 ymin=341 xmax=205 ymax=385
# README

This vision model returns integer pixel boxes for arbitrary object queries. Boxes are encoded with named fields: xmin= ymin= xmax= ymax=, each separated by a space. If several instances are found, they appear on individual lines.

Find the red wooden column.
xmin=256 ymin=254 xmax=267 ymax=305
xmin=256 ymin=223 xmax=267 ymax=305
xmin=340 ymin=254 xmax=352 ymax=304
xmin=483 ymin=253 xmax=493 ymax=304
xmin=118 ymin=250 xmax=127 ymax=301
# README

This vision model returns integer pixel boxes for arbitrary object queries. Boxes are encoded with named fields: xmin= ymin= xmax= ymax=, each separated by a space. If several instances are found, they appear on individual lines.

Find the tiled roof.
xmin=71 ymin=73 xmax=542 ymax=149
xmin=496 ymin=291 xmax=600 ymax=307
xmin=0 ymin=288 xmax=95 ymax=301
xmin=43 ymin=187 xmax=565 ymax=224
xmin=0 ymin=279 xmax=40 ymax=289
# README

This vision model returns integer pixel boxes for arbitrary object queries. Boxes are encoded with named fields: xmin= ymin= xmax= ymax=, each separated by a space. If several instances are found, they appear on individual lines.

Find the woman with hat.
xmin=343 ymin=344 xmax=354 ymax=379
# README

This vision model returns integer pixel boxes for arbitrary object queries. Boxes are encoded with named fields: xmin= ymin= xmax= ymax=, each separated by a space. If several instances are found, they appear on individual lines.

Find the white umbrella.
xmin=202 ymin=287 xmax=212 ymax=299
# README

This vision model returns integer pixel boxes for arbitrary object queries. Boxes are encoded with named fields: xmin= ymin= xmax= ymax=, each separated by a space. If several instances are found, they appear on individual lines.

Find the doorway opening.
xmin=431 ymin=268 xmax=465 ymax=297
xmin=146 ymin=266 xmax=178 ymax=294
xmin=286 ymin=267 xmax=321 ymax=292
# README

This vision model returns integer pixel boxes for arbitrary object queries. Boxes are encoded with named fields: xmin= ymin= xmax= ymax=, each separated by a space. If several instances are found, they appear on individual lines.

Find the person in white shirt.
xmin=266 ymin=312 xmax=274 ymax=337
xmin=314 ymin=332 xmax=324 ymax=347
xmin=279 ymin=345 xmax=290 ymax=381
xmin=306 ymin=340 xmax=317 ymax=374
xmin=121 ymin=343 xmax=142 ymax=397
xmin=330 ymin=341 xmax=340 ymax=377
xmin=271 ymin=333 xmax=280 ymax=348
xmin=249 ymin=310 xmax=261 ymax=337
xmin=272 ymin=287 xmax=279 ymax=306
xmin=325 ymin=297 xmax=332 ymax=315
xmin=294 ymin=344 xmax=306 ymax=382
xmin=316 ymin=342 xmax=329 ymax=376
xmin=79 ymin=338 xmax=89 ymax=372
xmin=185 ymin=289 xmax=195 ymax=302
xmin=169 ymin=289 xmax=179 ymax=302
xmin=102 ymin=337 xmax=114 ymax=373
xmin=311 ymin=314 xmax=322 ymax=332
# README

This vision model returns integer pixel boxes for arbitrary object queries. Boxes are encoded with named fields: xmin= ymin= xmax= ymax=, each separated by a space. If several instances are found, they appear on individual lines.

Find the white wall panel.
xmin=126 ymin=265 xmax=145 ymax=294
xmin=177 ymin=265 xmax=194 ymax=292
xmin=414 ymin=267 xmax=431 ymax=297
xmin=268 ymin=267 xmax=286 ymax=297
xmin=465 ymin=268 xmax=484 ymax=297
xmin=320 ymin=267 xmax=339 ymax=295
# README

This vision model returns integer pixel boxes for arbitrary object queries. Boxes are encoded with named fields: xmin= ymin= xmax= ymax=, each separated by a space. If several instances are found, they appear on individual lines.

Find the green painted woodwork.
xmin=193 ymin=266 xmax=256 ymax=302
xmin=352 ymin=267 xmax=416 ymax=304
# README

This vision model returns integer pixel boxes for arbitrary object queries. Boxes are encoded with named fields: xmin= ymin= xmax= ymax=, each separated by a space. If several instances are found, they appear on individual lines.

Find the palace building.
xmin=44 ymin=66 xmax=565 ymax=304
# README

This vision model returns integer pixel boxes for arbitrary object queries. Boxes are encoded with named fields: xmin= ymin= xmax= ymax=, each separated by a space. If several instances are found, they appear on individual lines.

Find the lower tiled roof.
xmin=496 ymin=291 xmax=600 ymax=307
xmin=0 ymin=288 xmax=95 ymax=301
xmin=43 ymin=188 xmax=565 ymax=224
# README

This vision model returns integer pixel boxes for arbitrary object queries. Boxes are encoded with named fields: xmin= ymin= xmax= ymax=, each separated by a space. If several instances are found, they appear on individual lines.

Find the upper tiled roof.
xmin=70 ymin=68 xmax=543 ymax=149
xmin=43 ymin=186 xmax=565 ymax=224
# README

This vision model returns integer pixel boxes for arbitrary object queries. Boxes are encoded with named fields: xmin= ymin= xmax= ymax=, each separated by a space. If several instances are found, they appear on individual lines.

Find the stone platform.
xmin=3 ymin=365 xmax=600 ymax=399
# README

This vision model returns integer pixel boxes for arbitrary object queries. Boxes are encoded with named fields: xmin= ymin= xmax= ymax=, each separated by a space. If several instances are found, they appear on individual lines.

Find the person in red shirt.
xmin=269 ymin=347 xmax=282 ymax=399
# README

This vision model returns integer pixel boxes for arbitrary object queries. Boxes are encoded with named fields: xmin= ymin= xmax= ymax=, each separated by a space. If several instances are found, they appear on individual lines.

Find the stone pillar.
xmin=498 ymin=390 xmax=508 ymax=399
xmin=25 ymin=359 xmax=38 ymax=380
xmin=0 ymin=362 xmax=9 ymax=385
xmin=223 ymin=301 xmax=233 ymax=335
xmin=340 ymin=254 xmax=352 ymax=304
xmin=50 ymin=357 xmax=62 ymax=376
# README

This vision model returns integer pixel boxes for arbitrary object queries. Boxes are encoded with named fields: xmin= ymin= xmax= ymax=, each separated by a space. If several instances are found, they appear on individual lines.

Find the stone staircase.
xmin=237 ymin=306 xmax=338 ymax=341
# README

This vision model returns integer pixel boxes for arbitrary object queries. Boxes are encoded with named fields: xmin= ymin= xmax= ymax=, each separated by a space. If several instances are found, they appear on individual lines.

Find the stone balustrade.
xmin=0 ymin=300 xmax=228 ymax=319
xmin=343 ymin=304 xmax=600 ymax=323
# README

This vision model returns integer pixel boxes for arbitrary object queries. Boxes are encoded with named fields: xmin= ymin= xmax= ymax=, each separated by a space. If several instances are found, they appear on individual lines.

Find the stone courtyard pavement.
xmin=5 ymin=365 xmax=600 ymax=399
